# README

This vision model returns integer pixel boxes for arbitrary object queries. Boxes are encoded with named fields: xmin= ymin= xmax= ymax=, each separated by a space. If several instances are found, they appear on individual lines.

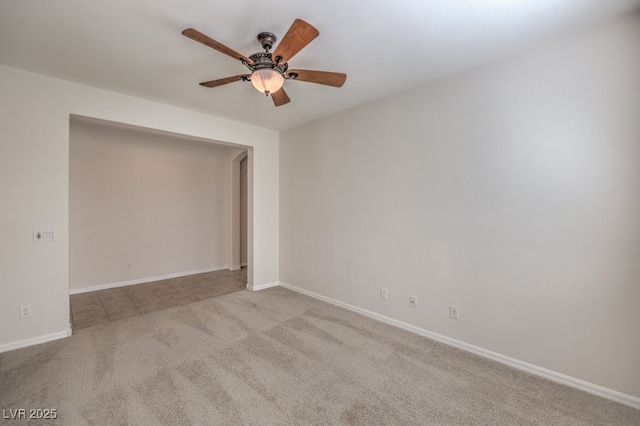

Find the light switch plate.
xmin=33 ymin=229 xmax=56 ymax=242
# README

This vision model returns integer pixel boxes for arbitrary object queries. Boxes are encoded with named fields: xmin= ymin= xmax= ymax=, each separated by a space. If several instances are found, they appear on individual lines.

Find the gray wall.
xmin=280 ymin=12 xmax=640 ymax=399
xmin=0 ymin=62 xmax=279 ymax=352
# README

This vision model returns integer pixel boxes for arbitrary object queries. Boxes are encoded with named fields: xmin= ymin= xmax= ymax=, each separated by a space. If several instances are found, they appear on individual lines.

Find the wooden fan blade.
xmin=287 ymin=69 xmax=347 ymax=87
xmin=272 ymin=19 xmax=319 ymax=64
xmin=182 ymin=28 xmax=251 ymax=63
xmin=199 ymin=75 xmax=248 ymax=88
xmin=271 ymin=88 xmax=291 ymax=106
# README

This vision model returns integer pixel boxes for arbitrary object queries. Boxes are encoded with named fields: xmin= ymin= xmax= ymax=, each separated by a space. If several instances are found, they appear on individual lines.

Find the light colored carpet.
xmin=1 ymin=287 xmax=638 ymax=425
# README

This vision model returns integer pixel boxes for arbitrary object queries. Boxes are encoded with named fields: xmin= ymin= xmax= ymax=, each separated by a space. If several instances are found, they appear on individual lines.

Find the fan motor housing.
xmin=249 ymin=52 xmax=288 ymax=74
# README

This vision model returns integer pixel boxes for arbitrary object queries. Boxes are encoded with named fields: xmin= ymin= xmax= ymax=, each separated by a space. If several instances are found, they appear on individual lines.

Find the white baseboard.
xmin=70 ymin=266 xmax=228 ymax=295
xmin=228 ymin=265 xmax=241 ymax=271
xmin=240 ymin=262 xmax=247 ymax=267
xmin=278 ymin=281 xmax=640 ymax=410
xmin=247 ymin=281 xmax=279 ymax=291
xmin=0 ymin=329 xmax=71 ymax=354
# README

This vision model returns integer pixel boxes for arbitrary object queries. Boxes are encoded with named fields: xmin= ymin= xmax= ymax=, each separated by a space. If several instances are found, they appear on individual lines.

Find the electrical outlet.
xmin=19 ymin=305 xmax=31 ymax=319
xmin=126 ymin=262 xmax=132 ymax=269
xmin=380 ymin=288 xmax=388 ymax=300
xmin=449 ymin=305 xmax=459 ymax=319
xmin=409 ymin=295 xmax=418 ymax=308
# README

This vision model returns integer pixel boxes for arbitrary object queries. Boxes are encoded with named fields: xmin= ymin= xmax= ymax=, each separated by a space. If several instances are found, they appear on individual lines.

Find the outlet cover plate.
xmin=19 ymin=305 xmax=32 ymax=319
xmin=380 ymin=288 xmax=388 ymax=300
xmin=449 ymin=305 xmax=459 ymax=319
xmin=410 ymin=296 xmax=418 ymax=308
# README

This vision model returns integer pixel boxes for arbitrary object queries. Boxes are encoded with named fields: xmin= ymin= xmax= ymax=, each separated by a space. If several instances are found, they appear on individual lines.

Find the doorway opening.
xmin=229 ymin=149 xmax=251 ymax=285
xmin=68 ymin=116 xmax=253 ymax=330
xmin=240 ymin=154 xmax=248 ymax=269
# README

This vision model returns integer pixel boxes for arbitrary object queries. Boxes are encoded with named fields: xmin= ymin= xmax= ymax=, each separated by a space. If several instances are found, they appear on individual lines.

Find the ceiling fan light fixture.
xmin=251 ymin=68 xmax=283 ymax=95
xmin=183 ymin=19 xmax=345 ymax=107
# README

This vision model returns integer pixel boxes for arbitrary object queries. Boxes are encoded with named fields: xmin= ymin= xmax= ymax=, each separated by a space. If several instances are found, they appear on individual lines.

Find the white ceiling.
xmin=1 ymin=0 xmax=639 ymax=131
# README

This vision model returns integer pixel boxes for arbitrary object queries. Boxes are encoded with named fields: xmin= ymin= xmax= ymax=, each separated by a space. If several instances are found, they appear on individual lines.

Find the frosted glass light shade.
xmin=251 ymin=68 xmax=284 ymax=95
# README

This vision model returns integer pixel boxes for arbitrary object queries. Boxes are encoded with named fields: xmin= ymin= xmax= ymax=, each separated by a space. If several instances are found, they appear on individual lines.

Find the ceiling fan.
xmin=182 ymin=19 xmax=347 ymax=107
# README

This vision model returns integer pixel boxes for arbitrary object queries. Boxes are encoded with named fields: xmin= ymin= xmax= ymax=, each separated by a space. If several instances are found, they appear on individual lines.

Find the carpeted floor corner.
xmin=1 ymin=287 xmax=638 ymax=425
